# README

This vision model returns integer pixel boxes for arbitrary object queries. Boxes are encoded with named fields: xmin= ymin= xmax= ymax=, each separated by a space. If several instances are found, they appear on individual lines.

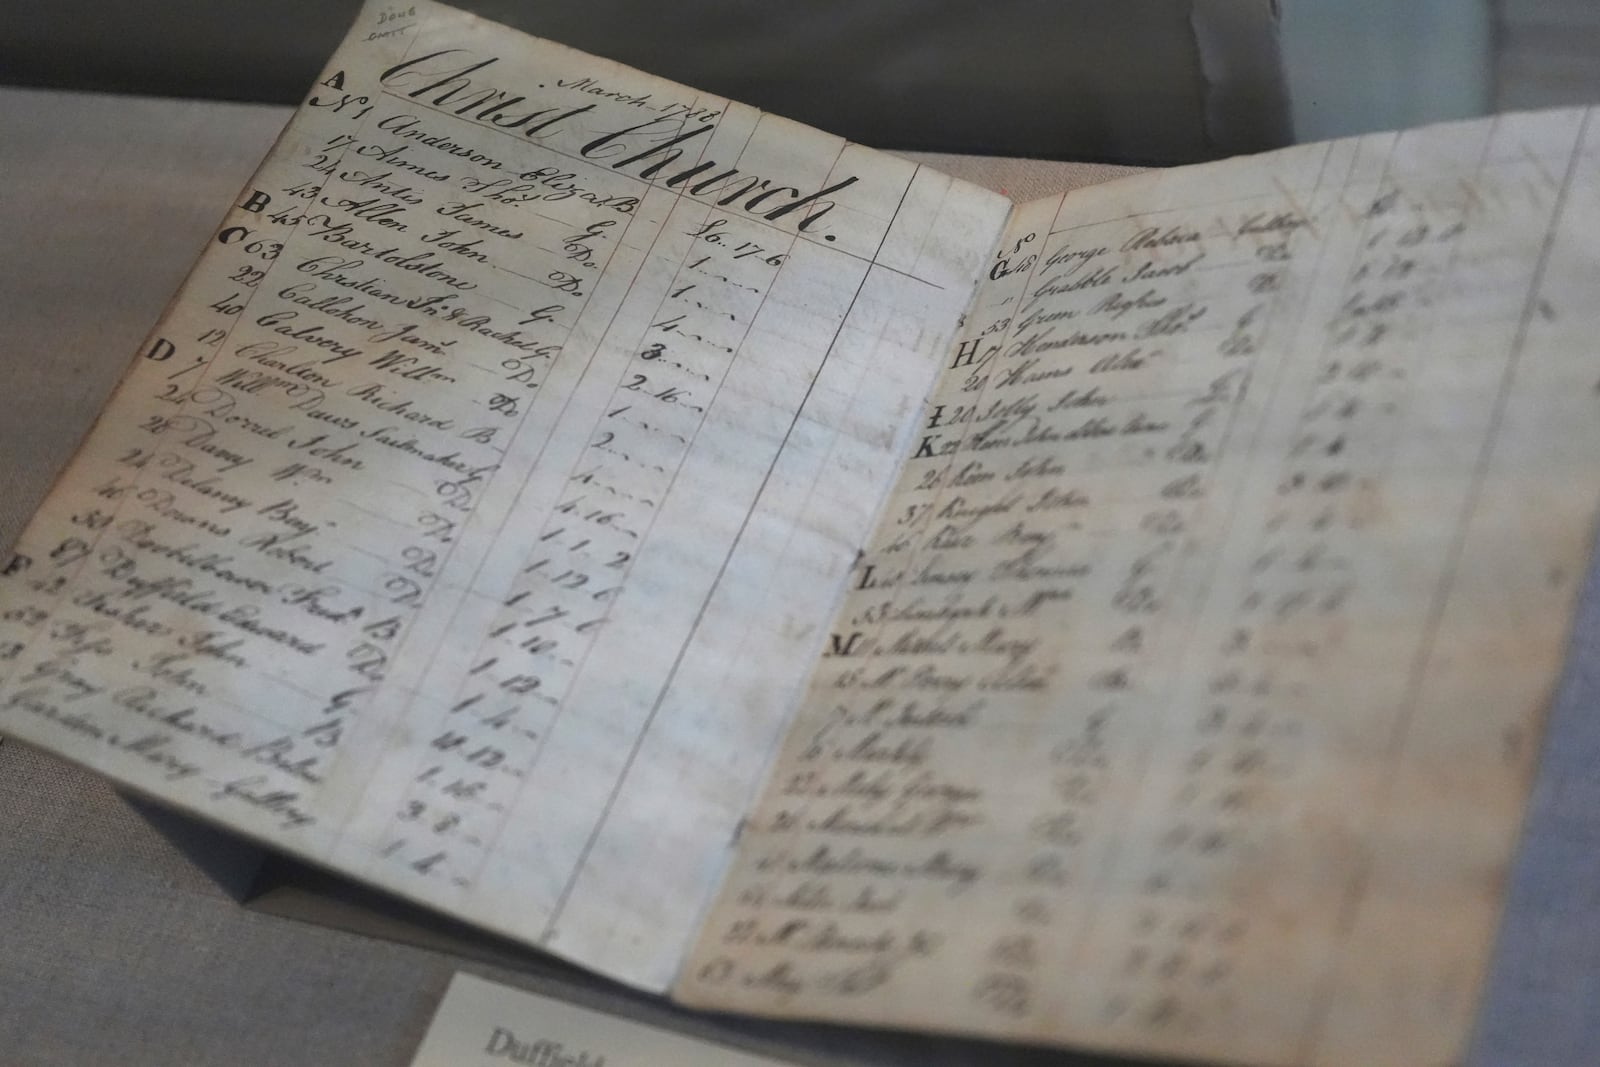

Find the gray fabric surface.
xmin=0 ymin=90 xmax=290 ymax=543
xmin=1 ymin=85 xmax=1596 ymax=1067
xmin=1 ymin=742 xmax=446 ymax=1066
xmin=0 ymin=0 xmax=1289 ymax=165
xmin=1468 ymin=558 xmax=1600 ymax=1066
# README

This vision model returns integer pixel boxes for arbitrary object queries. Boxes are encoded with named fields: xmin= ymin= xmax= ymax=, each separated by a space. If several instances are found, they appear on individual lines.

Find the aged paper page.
xmin=0 ymin=0 xmax=1009 ymax=991
xmin=682 ymin=109 xmax=1600 ymax=1066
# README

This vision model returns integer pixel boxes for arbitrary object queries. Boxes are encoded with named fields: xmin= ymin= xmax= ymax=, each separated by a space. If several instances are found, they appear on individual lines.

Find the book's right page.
xmin=679 ymin=108 xmax=1600 ymax=1067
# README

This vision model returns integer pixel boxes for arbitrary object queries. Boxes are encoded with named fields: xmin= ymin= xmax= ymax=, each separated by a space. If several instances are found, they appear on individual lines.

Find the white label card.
xmin=410 ymin=973 xmax=801 ymax=1067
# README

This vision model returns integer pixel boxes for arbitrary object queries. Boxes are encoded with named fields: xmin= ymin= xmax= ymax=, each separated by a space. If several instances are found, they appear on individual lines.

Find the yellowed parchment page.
xmin=681 ymin=108 xmax=1600 ymax=1066
xmin=0 ymin=0 xmax=1010 ymax=992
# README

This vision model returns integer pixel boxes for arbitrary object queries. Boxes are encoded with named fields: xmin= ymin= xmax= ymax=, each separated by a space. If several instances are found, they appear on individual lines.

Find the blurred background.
xmin=0 ymin=0 xmax=1596 ymax=167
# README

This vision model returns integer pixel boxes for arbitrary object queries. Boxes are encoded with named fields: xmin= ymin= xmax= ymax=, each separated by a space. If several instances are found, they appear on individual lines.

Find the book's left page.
xmin=0 ymin=0 xmax=1009 ymax=991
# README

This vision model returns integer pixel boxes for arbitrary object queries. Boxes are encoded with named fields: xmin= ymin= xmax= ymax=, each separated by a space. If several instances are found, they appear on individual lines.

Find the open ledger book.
xmin=4 ymin=2 xmax=1599 ymax=1064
